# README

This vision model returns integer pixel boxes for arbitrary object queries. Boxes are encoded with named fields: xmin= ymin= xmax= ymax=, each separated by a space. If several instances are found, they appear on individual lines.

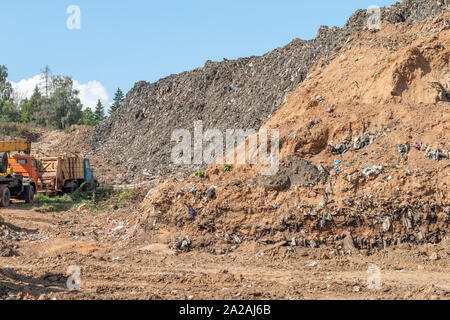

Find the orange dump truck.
xmin=0 ymin=141 xmax=38 ymax=207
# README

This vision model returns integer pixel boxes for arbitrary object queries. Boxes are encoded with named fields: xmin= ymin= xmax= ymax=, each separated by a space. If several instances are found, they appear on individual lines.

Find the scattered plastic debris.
xmin=397 ymin=143 xmax=410 ymax=160
xmin=382 ymin=218 xmax=391 ymax=232
xmin=307 ymin=119 xmax=320 ymax=129
xmin=306 ymin=261 xmax=318 ymax=267
xmin=425 ymin=149 xmax=448 ymax=161
xmin=353 ymin=135 xmax=370 ymax=150
xmin=412 ymin=142 xmax=423 ymax=150
xmin=207 ymin=187 xmax=216 ymax=200
xmin=111 ymin=225 xmax=124 ymax=232
xmin=189 ymin=207 xmax=195 ymax=219
xmin=291 ymin=237 xmax=297 ymax=247
xmin=363 ymin=165 xmax=384 ymax=176
xmin=174 ymin=235 xmax=192 ymax=251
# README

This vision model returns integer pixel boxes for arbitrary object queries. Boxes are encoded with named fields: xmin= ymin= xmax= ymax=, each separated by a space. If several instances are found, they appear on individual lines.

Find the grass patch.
xmin=34 ymin=193 xmax=74 ymax=211
xmin=0 ymin=283 xmax=18 ymax=293
xmin=33 ymin=185 xmax=146 ymax=212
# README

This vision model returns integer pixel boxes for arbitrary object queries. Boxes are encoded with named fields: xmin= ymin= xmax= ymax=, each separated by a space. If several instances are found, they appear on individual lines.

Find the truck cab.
xmin=0 ymin=141 xmax=37 ymax=206
xmin=9 ymin=155 xmax=39 ymax=194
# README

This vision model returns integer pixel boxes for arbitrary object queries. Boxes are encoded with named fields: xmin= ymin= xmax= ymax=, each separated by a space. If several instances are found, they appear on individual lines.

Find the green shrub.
xmin=223 ymin=164 xmax=231 ymax=173
xmin=194 ymin=170 xmax=205 ymax=178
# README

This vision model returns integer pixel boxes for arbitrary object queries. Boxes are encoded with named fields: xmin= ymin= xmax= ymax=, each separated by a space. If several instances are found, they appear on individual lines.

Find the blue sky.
xmin=1 ymin=0 xmax=396 ymax=109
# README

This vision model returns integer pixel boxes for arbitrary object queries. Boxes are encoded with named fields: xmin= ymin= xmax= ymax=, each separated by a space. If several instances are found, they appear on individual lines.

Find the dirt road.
xmin=0 ymin=203 xmax=448 ymax=300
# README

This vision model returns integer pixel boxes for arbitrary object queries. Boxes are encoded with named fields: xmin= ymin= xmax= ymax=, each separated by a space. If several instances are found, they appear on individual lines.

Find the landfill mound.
xmin=92 ymin=0 xmax=449 ymax=183
xmin=133 ymin=14 xmax=450 ymax=255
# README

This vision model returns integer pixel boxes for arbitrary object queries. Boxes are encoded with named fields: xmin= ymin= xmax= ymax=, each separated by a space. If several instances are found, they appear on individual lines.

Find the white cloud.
xmin=11 ymin=74 xmax=42 ymax=101
xmin=10 ymin=74 xmax=110 ymax=110
xmin=73 ymin=80 xmax=110 ymax=110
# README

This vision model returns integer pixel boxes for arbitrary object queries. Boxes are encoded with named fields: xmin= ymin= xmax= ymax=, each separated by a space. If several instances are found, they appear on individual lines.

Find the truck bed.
xmin=38 ymin=155 xmax=85 ymax=192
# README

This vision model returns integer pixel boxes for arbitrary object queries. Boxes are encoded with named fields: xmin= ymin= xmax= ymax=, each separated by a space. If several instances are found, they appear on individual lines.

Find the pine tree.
xmin=110 ymin=88 xmax=124 ymax=114
xmin=94 ymin=99 xmax=105 ymax=123
xmin=25 ymin=86 xmax=43 ymax=124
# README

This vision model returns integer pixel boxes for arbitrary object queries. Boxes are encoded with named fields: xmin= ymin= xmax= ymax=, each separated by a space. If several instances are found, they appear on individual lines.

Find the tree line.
xmin=0 ymin=65 xmax=125 ymax=129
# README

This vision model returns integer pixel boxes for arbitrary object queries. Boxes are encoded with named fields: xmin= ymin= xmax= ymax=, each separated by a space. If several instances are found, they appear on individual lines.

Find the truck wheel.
xmin=0 ymin=152 xmax=8 ymax=174
xmin=0 ymin=186 xmax=11 ymax=207
xmin=83 ymin=180 xmax=97 ymax=191
xmin=25 ymin=186 xmax=35 ymax=203
xmin=63 ymin=181 xmax=78 ymax=194
xmin=70 ymin=182 xmax=79 ymax=194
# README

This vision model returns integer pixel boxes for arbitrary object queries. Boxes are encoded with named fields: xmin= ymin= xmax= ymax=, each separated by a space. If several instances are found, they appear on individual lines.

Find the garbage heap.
xmin=132 ymin=13 xmax=449 ymax=254
xmin=92 ymin=0 xmax=450 ymax=183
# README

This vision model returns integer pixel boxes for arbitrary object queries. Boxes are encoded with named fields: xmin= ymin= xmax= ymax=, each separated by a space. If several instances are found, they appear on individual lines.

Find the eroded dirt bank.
xmin=0 ymin=205 xmax=448 ymax=300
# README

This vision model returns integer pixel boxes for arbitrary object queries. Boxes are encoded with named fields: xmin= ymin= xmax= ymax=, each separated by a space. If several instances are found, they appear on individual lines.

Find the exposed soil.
xmin=0 ymin=204 xmax=448 ymax=300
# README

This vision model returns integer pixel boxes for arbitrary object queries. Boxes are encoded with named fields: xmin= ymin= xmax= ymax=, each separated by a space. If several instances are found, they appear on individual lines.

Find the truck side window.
xmin=18 ymin=159 xmax=27 ymax=165
xmin=32 ymin=160 xmax=36 ymax=168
